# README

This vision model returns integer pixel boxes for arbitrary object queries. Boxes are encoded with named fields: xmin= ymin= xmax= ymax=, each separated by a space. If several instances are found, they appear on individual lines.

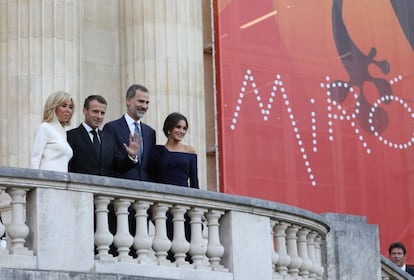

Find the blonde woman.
xmin=30 ymin=91 xmax=74 ymax=171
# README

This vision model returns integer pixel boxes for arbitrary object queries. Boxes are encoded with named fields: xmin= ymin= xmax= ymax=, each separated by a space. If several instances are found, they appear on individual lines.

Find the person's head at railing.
xmin=389 ymin=241 xmax=407 ymax=267
xmin=388 ymin=241 xmax=414 ymax=276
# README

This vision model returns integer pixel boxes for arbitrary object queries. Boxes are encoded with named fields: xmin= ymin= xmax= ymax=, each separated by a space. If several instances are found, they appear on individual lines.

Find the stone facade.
xmin=0 ymin=0 xmax=209 ymax=188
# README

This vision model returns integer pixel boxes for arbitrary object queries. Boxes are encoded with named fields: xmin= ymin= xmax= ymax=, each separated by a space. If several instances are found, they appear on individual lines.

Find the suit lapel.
xmin=117 ymin=117 xmax=131 ymax=145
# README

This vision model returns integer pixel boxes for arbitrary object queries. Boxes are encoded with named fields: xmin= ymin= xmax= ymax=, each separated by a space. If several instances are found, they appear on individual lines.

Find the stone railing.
xmin=381 ymin=256 xmax=414 ymax=280
xmin=0 ymin=166 xmax=396 ymax=280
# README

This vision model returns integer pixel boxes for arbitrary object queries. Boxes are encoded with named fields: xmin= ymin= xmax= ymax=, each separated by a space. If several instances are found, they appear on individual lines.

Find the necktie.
xmin=134 ymin=122 xmax=143 ymax=163
xmin=91 ymin=129 xmax=101 ymax=156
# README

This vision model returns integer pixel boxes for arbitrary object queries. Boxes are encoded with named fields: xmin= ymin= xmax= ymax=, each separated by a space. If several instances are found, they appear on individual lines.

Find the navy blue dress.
xmin=150 ymin=145 xmax=199 ymax=188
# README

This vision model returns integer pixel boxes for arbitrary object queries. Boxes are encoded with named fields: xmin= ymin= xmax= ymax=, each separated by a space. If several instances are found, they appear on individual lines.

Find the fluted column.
xmin=119 ymin=0 xmax=207 ymax=188
xmin=0 ymin=0 xmax=80 ymax=168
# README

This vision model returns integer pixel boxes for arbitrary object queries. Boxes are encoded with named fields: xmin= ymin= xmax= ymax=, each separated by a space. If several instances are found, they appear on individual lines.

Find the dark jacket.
xmin=103 ymin=117 xmax=156 ymax=181
xmin=67 ymin=125 xmax=135 ymax=176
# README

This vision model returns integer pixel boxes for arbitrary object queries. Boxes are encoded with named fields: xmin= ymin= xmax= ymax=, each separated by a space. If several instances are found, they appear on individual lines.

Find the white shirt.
xmin=122 ymin=114 xmax=140 ymax=163
xmin=124 ymin=113 xmax=141 ymax=136
xmin=82 ymin=122 xmax=100 ymax=142
xmin=30 ymin=119 xmax=73 ymax=172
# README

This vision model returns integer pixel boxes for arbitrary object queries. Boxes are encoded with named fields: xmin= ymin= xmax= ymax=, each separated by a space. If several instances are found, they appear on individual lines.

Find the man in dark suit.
xmin=389 ymin=241 xmax=414 ymax=276
xmin=103 ymin=84 xmax=156 ymax=181
xmin=67 ymin=95 xmax=140 ymax=257
xmin=67 ymin=95 xmax=139 ymax=176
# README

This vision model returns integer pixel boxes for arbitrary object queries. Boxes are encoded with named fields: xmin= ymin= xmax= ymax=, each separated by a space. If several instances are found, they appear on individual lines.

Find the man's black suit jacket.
xmin=67 ymin=125 xmax=135 ymax=176
xmin=103 ymin=116 xmax=156 ymax=181
xmin=406 ymin=265 xmax=414 ymax=276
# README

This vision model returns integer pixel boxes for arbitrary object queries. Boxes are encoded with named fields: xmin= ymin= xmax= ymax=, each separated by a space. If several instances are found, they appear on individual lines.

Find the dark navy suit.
xmin=406 ymin=265 xmax=414 ymax=276
xmin=103 ymin=116 xmax=156 ymax=181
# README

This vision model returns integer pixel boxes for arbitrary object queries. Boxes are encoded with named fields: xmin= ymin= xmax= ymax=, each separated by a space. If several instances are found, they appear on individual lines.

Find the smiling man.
xmin=104 ymin=84 xmax=156 ymax=181
xmin=389 ymin=242 xmax=414 ymax=276
xmin=67 ymin=95 xmax=139 ymax=176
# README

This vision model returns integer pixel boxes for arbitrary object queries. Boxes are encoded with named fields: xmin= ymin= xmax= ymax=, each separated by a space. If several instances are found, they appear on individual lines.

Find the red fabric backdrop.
xmin=216 ymin=0 xmax=414 ymax=263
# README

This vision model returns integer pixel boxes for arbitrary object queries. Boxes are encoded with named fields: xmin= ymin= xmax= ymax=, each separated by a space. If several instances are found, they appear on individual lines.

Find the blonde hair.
xmin=43 ymin=91 xmax=74 ymax=125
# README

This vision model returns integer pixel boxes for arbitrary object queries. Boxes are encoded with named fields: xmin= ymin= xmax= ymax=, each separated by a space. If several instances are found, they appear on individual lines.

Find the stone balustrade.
xmin=0 ymin=166 xmax=399 ymax=280
xmin=381 ymin=256 xmax=414 ymax=280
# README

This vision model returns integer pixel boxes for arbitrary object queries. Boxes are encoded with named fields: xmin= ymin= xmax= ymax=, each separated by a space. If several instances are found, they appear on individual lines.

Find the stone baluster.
xmin=206 ymin=209 xmax=226 ymax=271
xmin=170 ymin=205 xmax=190 ymax=266
xmin=0 ymin=187 xmax=5 ymax=242
xmin=286 ymin=225 xmax=302 ymax=277
xmin=314 ymin=234 xmax=325 ymax=279
xmin=133 ymin=200 xmax=153 ymax=264
xmin=188 ymin=207 xmax=208 ymax=268
xmin=113 ymin=198 xmax=134 ymax=262
xmin=94 ymin=196 xmax=114 ymax=261
xmin=5 ymin=187 xmax=32 ymax=255
xmin=0 ymin=214 xmax=4 ymax=240
xmin=298 ymin=228 xmax=312 ymax=277
xmin=0 ymin=194 xmax=5 ymax=252
xmin=151 ymin=202 xmax=172 ymax=264
xmin=274 ymin=222 xmax=291 ymax=275
xmin=307 ymin=231 xmax=318 ymax=279
xmin=270 ymin=220 xmax=279 ymax=276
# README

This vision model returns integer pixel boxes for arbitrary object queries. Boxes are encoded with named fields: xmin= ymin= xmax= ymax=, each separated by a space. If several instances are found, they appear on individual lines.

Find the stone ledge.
xmin=0 ymin=267 xmax=171 ymax=280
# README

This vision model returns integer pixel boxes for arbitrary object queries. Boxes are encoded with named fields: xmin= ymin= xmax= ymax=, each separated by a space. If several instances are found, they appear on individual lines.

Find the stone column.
xmin=79 ymin=0 xmax=123 ymax=121
xmin=1 ymin=0 xmax=208 ymax=189
xmin=119 ymin=0 xmax=207 ymax=187
xmin=0 ymin=0 xmax=81 ymax=168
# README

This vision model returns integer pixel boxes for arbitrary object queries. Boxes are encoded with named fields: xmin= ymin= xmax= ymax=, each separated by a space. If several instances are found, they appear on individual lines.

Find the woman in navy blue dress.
xmin=150 ymin=113 xmax=199 ymax=256
xmin=150 ymin=112 xmax=199 ymax=188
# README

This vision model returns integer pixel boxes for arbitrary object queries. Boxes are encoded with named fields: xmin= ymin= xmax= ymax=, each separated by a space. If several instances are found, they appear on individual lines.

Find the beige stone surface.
xmin=0 ymin=0 xmax=208 ymax=188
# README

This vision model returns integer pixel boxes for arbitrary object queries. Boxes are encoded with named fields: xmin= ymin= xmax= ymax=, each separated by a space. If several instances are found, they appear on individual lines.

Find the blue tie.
xmin=134 ymin=122 xmax=143 ymax=163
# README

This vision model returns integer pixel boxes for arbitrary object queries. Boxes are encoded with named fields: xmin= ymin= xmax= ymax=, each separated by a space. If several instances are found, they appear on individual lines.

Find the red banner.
xmin=216 ymin=0 xmax=414 ymax=262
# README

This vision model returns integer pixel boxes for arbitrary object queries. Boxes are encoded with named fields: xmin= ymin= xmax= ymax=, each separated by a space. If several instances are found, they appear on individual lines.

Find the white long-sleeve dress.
xmin=30 ymin=119 xmax=73 ymax=172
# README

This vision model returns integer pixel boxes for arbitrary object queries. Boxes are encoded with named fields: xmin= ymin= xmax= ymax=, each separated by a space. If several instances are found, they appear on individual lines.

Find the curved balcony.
xmin=0 ymin=166 xmax=400 ymax=279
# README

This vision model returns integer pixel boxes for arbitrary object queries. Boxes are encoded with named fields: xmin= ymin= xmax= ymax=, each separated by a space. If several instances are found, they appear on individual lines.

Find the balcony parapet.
xmin=381 ymin=256 xmax=414 ymax=280
xmin=0 ymin=166 xmax=332 ymax=279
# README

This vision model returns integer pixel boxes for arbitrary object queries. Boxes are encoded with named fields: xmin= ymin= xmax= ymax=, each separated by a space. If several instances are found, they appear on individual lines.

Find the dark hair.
xmin=389 ymin=242 xmax=407 ymax=255
xmin=84 ymin=95 xmax=107 ymax=109
xmin=163 ymin=112 xmax=188 ymax=137
xmin=126 ymin=84 xmax=149 ymax=99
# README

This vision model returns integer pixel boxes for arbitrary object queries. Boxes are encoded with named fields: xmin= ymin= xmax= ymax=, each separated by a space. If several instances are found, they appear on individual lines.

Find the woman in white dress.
xmin=30 ymin=91 xmax=74 ymax=172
